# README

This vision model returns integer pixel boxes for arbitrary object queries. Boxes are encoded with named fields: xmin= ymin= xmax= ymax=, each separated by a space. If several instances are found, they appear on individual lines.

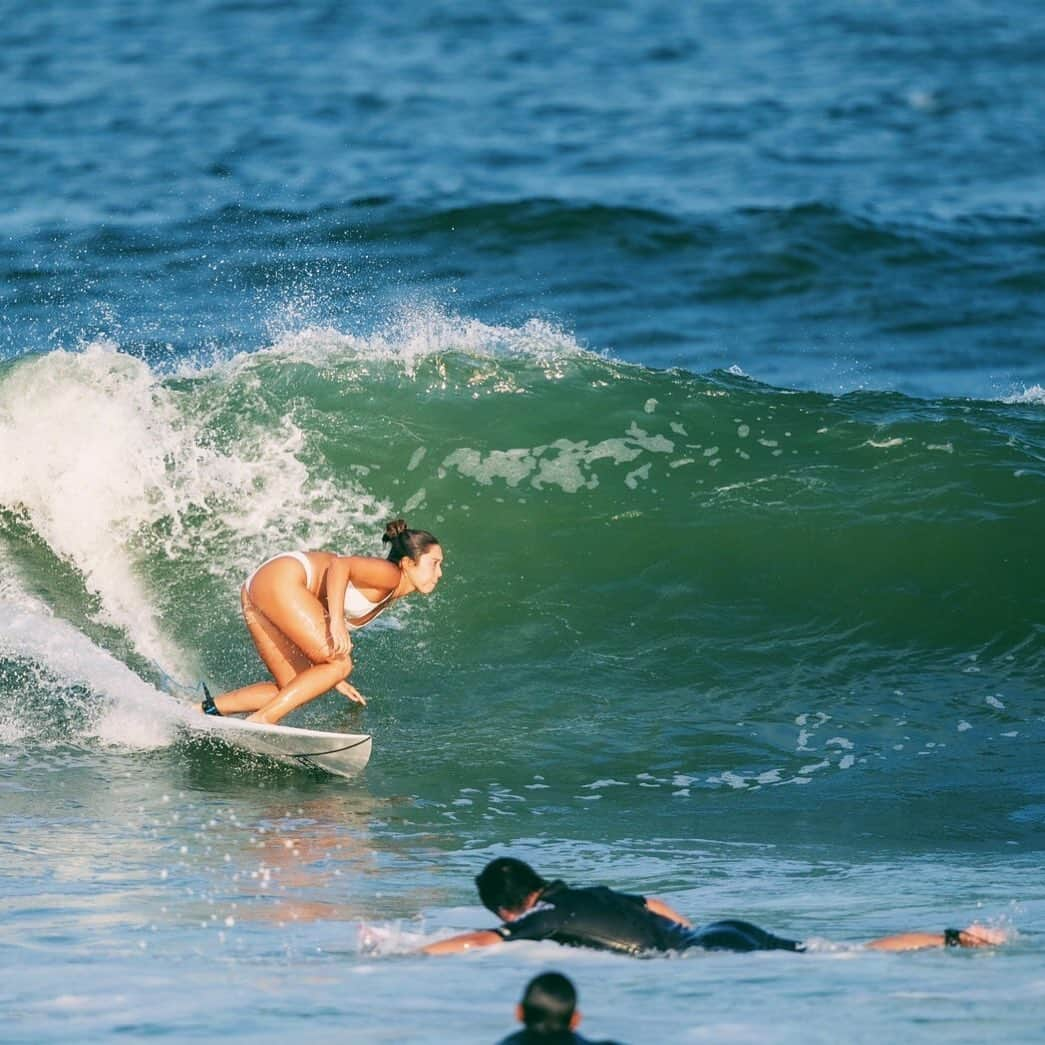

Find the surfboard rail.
xmin=184 ymin=714 xmax=373 ymax=778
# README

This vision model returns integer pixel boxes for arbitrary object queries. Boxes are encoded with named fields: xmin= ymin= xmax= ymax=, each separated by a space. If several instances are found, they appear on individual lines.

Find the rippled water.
xmin=2 ymin=1 xmax=1043 ymax=1042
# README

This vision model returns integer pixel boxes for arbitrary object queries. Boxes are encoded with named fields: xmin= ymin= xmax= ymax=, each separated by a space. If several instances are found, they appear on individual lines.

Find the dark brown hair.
xmin=382 ymin=518 xmax=440 ymax=565
xmin=519 ymin=972 xmax=577 ymax=1034
xmin=476 ymin=857 xmax=547 ymax=914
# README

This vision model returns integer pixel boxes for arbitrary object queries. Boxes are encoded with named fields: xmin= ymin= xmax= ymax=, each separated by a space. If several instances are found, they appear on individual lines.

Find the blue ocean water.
xmin=1 ymin=1 xmax=1043 ymax=1042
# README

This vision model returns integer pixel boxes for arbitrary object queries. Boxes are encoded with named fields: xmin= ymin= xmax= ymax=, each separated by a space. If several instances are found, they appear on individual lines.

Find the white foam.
xmin=440 ymin=421 xmax=678 ymax=493
xmin=1002 ymin=384 xmax=1045 ymax=405
xmin=624 ymin=421 xmax=675 ymax=453
xmin=0 ymin=343 xmax=184 ymax=669
xmin=202 ymin=307 xmax=590 ymax=378
xmin=357 ymin=922 xmax=433 ymax=957
xmin=799 ymin=760 xmax=830 ymax=775
xmin=624 ymin=462 xmax=651 ymax=489
xmin=0 ymin=583 xmax=179 ymax=749
xmin=0 ymin=340 xmax=384 ymax=678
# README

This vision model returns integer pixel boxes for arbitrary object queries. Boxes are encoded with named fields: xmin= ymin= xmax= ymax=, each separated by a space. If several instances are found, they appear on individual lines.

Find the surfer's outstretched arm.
xmin=422 ymin=930 xmax=504 ymax=955
xmin=865 ymin=923 xmax=1007 ymax=951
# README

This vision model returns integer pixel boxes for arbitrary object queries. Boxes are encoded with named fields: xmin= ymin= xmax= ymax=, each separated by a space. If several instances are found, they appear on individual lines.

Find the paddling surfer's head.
xmin=383 ymin=518 xmax=443 ymax=594
xmin=476 ymin=857 xmax=548 ymax=917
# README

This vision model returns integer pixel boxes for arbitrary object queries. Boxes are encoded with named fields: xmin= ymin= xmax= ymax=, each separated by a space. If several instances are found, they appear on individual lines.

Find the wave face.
xmin=3 ymin=4 xmax=1044 ymax=1041
xmin=2 ymin=320 xmax=1041 ymax=845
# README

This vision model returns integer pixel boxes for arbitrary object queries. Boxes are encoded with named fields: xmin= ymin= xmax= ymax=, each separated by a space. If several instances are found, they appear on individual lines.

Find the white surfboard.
xmin=185 ymin=713 xmax=372 ymax=778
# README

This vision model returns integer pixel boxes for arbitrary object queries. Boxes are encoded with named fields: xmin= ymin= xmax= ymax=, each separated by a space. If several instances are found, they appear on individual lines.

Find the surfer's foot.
xmin=335 ymin=681 xmax=367 ymax=706
xmin=201 ymin=683 xmax=223 ymax=717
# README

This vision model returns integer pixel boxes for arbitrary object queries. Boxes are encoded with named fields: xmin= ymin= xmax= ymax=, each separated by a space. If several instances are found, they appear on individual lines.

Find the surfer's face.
xmin=404 ymin=545 xmax=443 ymax=594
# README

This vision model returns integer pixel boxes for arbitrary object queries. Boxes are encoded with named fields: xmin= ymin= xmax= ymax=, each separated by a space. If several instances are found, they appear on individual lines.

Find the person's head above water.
xmin=517 ymin=971 xmax=581 ymax=1037
xmin=476 ymin=857 xmax=548 ymax=916
xmin=383 ymin=518 xmax=443 ymax=594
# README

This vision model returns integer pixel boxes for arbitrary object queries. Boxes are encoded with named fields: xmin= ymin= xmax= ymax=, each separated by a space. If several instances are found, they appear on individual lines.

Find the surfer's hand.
xmin=329 ymin=626 xmax=352 ymax=656
xmin=959 ymin=924 xmax=1009 ymax=947
xmin=335 ymin=681 xmax=367 ymax=706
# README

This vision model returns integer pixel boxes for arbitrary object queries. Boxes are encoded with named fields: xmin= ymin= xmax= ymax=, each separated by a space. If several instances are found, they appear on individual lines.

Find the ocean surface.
xmin=2 ymin=1 xmax=1043 ymax=1042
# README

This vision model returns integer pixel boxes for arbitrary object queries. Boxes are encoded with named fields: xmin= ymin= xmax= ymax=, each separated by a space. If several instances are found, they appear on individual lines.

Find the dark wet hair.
xmin=476 ymin=857 xmax=547 ymax=915
xmin=382 ymin=518 xmax=440 ymax=565
xmin=519 ymin=972 xmax=577 ymax=1035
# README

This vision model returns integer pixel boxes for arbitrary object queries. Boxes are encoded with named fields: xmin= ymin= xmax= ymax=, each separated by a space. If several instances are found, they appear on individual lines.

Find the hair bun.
xmin=382 ymin=518 xmax=408 ymax=543
xmin=381 ymin=520 xmax=440 ymax=564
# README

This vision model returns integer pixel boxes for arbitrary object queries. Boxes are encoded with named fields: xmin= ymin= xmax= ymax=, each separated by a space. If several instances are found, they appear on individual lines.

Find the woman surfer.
xmin=202 ymin=519 xmax=443 ymax=725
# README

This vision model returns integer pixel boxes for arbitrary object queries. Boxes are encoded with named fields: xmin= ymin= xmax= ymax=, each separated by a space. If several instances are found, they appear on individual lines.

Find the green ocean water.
xmin=2 ymin=323 xmax=1041 ymax=842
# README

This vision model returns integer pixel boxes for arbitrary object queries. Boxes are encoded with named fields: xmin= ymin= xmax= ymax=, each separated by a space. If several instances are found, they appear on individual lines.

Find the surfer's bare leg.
xmin=248 ymin=657 xmax=353 ymax=724
xmin=209 ymin=559 xmax=362 ymax=721
xmin=205 ymin=588 xmax=309 ymax=714
xmin=211 ymin=682 xmax=279 ymax=714
xmin=245 ymin=569 xmax=354 ymax=724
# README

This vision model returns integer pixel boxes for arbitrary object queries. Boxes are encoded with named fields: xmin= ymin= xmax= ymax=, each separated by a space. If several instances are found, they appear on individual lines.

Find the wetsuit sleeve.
xmin=495 ymin=906 xmax=569 ymax=943
xmin=617 ymin=890 xmax=647 ymax=907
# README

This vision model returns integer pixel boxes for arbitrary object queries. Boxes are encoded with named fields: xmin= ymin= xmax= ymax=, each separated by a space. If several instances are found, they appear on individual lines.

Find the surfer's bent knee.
xmin=321 ymin=651 xmax=353 ymax=677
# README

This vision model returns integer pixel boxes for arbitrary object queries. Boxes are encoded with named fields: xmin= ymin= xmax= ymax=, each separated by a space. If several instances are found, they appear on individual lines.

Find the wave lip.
xmin=1002 ymin=383 xmax=1045 ymax=405
xmin=0 ymin=584 xmax=176 ymax=750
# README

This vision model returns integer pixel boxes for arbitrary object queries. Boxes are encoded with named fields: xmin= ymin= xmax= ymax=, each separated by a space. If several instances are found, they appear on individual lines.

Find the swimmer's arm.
xmin=866 ymin=924 xmax=1007 ymax=951
xmin=421 ymin=930 xmax=504 ymax=955
xmin=645 ymin=897 xmax=692 ymax=927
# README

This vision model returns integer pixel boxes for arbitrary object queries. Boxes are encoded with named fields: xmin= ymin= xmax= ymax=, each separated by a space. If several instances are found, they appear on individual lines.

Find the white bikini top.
xmin=344 ymin=581 xmax=394 ymax=628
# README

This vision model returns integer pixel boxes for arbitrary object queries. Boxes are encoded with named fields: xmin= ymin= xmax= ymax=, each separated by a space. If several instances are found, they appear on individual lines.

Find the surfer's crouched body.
xmin=202 ymin=519 xmax=443 ymax=725
xmin=421 ymin=858 xmax=1007 ymax=957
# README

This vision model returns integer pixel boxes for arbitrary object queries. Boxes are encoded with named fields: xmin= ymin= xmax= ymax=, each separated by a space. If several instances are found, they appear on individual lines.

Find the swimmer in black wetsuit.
xmin=421 ymin=857 xmax=1006 ymax=957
